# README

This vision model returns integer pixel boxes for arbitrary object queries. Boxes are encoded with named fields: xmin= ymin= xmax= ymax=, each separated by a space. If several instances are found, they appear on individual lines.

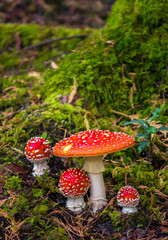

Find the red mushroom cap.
xmin=59 ymin=168 xmax=90 ymax=198
xmin=53 ymin=130 xmax=135 ymax=157
xmin=117 ymin=186 xmax=140 ymax=207
xmin=25 ymin=137 xmax=51 ymax=163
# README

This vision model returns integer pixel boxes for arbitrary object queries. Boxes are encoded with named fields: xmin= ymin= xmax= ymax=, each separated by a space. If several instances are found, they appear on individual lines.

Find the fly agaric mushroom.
xmin=117 ymin=186 xmax=140 ymax=214
xmin=59 ymin=168 xmax=90 ymax=213
xmin=53 ymin=130 xmax=135 ymax=213
xmin=25 ymin=137 xmax=51 ymax=176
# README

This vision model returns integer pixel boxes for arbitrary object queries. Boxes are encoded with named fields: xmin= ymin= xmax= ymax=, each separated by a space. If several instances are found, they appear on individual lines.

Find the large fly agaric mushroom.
xmin=117 ymin=186 xmax=140 ymax=214
xmin=25 ymin=137 xmax=51 ymax=176
xmin=53 ymin=130 xmax=135 ymax=213
xmin=59 ymin=168 xmax=90 ymax=213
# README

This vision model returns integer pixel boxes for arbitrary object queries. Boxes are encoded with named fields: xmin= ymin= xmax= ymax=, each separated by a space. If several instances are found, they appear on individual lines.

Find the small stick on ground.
xmin=24 ymin=34 xmax=89 ymax=51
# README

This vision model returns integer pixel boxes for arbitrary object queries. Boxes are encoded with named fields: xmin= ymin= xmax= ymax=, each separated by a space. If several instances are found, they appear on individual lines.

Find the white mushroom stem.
xmin=82 ymin=155 xmax=107 ymax=212
xmin=88 ymin=173 xmax=107 ymax=213
xmin=121 ymin=206 xmax=138 ymax=214
xmin=32 ymin=160 xmax=49 ymax=176
xmin=66 ymin=196 xmax=85 ymax=214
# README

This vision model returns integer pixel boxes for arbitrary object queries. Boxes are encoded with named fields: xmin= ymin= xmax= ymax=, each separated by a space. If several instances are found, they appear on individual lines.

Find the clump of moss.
xmin=41 ymin=0 xmax=168 ymax=117
xmin=1 ymin=172 xmax=68 ymax=239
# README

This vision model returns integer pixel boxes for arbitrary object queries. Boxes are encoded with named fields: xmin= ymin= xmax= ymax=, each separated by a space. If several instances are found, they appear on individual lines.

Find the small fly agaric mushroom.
xmin=117 ymin=186 xmax=140 ymax=214
xmin=53 ymin=130 xmax=135 ymax=213
xmin=59 ymin=168 xmax=90 ymax=213
xmin=25 ymin=137 xmax=51 ymax=176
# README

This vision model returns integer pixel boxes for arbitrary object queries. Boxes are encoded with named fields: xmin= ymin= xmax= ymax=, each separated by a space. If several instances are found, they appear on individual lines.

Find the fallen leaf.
xmin=0 ymin=199 xmax=7 ymax=207
xmin=106 ymin=40 xmax=115 ymax=46
xmin=28 ymin=71 xmax=41 ymax=79
xmin=160 ymin=225 xmax=168 ymax=233
xmin=51 ymin=61 xmax=58 ymax=69
xmin=84 ymin=112 xmax=90 ymax=130
xmin=68 ymin=76 xmax=78 ymax=104
xmin=0 ymin=208 xmax=8 ymax=218
xmin=153 ymin=189 xmax=168 ymax=199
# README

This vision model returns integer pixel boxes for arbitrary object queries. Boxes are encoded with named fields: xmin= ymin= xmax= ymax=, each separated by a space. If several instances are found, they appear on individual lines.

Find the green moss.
xmin=0 ymin=23 xmax=92 ymax=72
xmin=159 ymin=169 xmax=168 ymax=195
xmin=41 ymin=0 xmax=168 ymax=117
xmin=109 ymin=210 xmax=121 ymax=227
xmin=4 ymin=176 xmax=22 ymax=190
xmin=33 ymin=204 xmax=49 ymax=215
xmin=112 ymin=161 xmax=159 ymax=189
xmin=1 ymin=172 xmax=69 ymax=239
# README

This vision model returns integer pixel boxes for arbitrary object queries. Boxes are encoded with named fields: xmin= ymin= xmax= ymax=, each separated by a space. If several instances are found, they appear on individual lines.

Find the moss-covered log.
xmin=41 ymin=0 xmax=168 ymax=116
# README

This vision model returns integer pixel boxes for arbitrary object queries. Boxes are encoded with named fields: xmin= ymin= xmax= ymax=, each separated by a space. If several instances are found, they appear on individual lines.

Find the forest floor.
xmin=0 ymin=1 xmax=168 ymax=239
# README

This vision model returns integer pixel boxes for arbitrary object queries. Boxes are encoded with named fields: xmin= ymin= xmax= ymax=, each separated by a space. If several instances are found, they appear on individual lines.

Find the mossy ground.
xmin=0 ymin=0 xmax=168 ymax=239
